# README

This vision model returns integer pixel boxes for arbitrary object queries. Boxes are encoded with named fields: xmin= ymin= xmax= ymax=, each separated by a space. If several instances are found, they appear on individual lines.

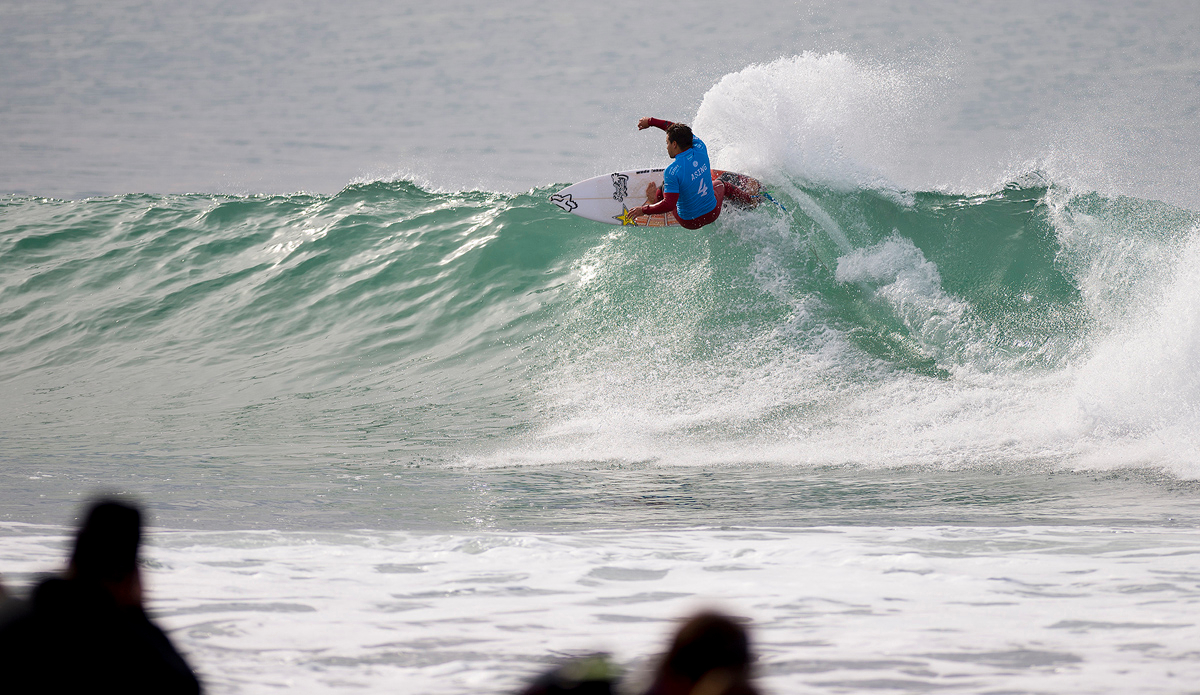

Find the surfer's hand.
xmin=629 ymin=206 xmax=644 ymax=218
xmin=637 ymin=117 xmax=652 ymax=130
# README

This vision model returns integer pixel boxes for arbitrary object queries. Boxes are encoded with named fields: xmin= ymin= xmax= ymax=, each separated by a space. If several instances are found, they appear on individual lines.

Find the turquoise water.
xmin=6 ymin=172 xmax=1200 ymax=694
xmin=5 ymin=3 xmax=1200 ymax=692
xmin=4 ymin=174 xmax=1200 ymax=530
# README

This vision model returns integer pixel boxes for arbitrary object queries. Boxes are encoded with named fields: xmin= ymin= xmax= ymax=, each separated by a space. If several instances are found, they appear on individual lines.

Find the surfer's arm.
xmin=637 ymin=117 xmax=674 ymax=132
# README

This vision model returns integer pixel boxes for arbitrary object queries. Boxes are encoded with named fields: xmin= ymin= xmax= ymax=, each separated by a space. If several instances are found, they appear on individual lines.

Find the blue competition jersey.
xmin=661 ymin=136 xmax=717 ymax=220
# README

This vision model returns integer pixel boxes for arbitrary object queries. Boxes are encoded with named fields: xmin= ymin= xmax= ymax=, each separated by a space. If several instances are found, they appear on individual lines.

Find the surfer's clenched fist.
xmin=637 ymin=117 xmax=653 ymax=130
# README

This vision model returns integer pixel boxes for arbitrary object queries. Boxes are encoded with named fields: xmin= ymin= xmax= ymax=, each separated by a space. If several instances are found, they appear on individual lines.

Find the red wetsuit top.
xmin=640 ymin=119 xmax=682 ymax=218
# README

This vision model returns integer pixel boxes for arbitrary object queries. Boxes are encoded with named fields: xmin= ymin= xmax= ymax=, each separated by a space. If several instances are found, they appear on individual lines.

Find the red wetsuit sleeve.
xmin=642 ymin=190 xmax=678 ymax=216
xmin=639 ymin=118 xmax=678 ymax=216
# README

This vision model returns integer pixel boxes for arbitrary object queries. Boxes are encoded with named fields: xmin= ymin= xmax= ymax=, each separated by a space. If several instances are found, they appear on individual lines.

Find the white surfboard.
xmin=550 ymin=168 xmax=766 ymax=227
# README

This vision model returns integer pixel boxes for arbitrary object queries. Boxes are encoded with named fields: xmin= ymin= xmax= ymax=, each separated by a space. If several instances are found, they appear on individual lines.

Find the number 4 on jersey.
xmin=698 ymin=178 xmax=708 ymax=197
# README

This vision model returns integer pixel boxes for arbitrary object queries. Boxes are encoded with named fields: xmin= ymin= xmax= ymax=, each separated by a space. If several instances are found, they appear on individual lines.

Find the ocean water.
xmin=4 ymin=1 xmax=1200 ymax=693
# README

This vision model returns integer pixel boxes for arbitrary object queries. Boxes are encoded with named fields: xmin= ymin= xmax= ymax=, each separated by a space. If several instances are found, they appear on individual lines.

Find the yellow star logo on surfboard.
xmin=614 ymin=205 xmax=641 ymax=226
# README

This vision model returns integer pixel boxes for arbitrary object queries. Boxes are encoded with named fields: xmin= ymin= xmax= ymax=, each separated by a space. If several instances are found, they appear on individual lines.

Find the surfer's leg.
xmin=677 ymin=207 xmax=721 ymax=230
xmin=721 ymin=179 xmax=757 ymax=208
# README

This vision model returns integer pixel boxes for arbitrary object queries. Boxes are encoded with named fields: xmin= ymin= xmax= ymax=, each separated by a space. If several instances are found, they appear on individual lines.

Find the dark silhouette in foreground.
xmin=0 ymin=576 xmax=20 ymax=625
xmin=0 ymin=499 xmax=201 ymax=694
xmin=644 ymin=611 xmax=759 ymax=695
xmin=519 ymin=611 xmax=759 ymax=695
xmin=519 ymin=653 xmax=619 ymax=695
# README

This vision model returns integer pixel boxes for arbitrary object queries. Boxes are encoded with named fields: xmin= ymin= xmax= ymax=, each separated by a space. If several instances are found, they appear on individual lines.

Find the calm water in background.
xmin=2 ymin=1 xmax=1199 ymax=206
xmin=4 ymin=2 xmax=1200 ymax=694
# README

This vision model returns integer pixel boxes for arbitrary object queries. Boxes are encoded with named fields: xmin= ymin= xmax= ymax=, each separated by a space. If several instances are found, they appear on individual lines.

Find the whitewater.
xmin=5 ymin=2 xmax=1200 ymax=694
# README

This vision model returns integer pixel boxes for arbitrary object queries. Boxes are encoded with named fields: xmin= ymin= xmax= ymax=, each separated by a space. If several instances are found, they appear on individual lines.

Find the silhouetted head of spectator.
xmin=0 ymin=497 xmax=200 ymax=693
xmin=69 ymin=500 xmax=142 ymax=584
xmin=649 ymin=611 xmax=758 ymax=695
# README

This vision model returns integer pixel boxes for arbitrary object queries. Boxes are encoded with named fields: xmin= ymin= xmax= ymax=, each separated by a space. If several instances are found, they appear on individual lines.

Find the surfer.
xmin=627 ymin=117 xmax=756 ymax=229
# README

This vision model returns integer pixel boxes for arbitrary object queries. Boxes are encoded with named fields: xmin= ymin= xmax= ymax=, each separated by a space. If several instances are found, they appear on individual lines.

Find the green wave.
xmin=1 ymin=178 xmax=1198 ymax=467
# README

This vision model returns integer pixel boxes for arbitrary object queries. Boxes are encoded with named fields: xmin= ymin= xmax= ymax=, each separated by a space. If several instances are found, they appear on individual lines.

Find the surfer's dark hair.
xmin=667 ymin=123 xmax=694 ymax=150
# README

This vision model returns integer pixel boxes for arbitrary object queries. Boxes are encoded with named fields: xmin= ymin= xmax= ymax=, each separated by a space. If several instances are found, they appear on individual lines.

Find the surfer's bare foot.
xmin=645 ymin=182 xmax=657 ymax=203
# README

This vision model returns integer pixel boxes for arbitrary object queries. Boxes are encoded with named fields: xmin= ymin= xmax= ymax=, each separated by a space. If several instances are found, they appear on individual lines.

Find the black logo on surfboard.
xmin=611 ymin=173 xmax=629 ymax=201
xmin=550 ymin=193 xmax=577 ymax=212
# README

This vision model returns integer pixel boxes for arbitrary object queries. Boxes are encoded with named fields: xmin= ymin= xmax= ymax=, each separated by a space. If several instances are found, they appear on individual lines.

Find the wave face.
xmin=3 ymin=168 xmax=1200 ymax=480
xmin=5 ymin=52 xmax=1200 ymax=489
